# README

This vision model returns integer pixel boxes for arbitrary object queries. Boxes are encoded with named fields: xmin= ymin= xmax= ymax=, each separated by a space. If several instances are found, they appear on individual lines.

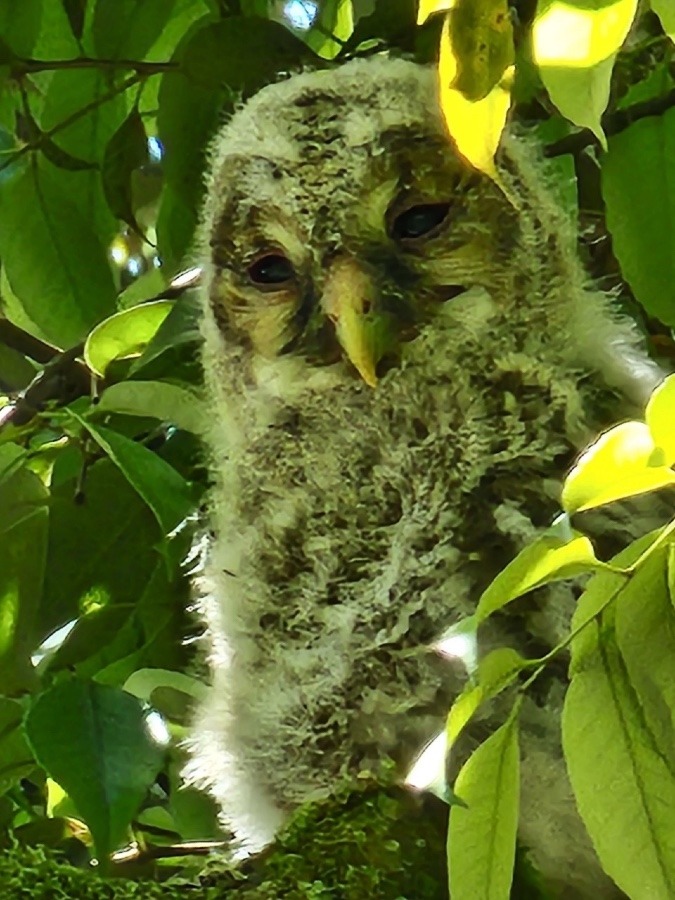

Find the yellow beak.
xmin=321 ymin=257 xmax=381 ymax=388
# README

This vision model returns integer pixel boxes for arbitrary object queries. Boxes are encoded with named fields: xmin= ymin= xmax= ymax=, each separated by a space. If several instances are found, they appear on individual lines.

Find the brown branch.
xmin=0 ymin=344 xmax=90 ymax=428
xmin=12 ymin=56 xmax=177 ymax=76
xmin=0 ymin=269 xmax=200 ymax=431
xmin=544 ymin=86 xmax=675 ymax=158
xmin=0 ymin=319 xmax=61 ymax=365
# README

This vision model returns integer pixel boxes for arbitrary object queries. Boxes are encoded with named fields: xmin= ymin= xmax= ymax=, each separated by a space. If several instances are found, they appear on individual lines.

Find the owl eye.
xmin=391 ymin=203 xmax=451 ymax=241
xmin=248 ymin=253 xmax=294 ymax=287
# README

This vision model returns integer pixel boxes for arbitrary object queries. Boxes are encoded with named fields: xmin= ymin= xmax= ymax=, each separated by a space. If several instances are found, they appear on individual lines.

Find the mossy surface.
xmin=0 ymin=782 xmax=549 ymax=899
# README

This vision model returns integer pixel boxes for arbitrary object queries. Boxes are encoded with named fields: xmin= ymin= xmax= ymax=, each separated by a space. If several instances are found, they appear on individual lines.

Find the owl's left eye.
xmin=391 ymin=203 xmax=451 ymax=241
xmin=248 ymin=254 xmax=294 ymax=287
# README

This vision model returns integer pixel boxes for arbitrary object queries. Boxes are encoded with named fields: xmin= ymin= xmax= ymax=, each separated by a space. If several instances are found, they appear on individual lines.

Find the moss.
xmin=202 ymin=777 xmax=449 ymax=900
xmin=0 ymin=844 xmax=175 ymax=899
xmin=0 ymin=782 xmax=548 ymax=899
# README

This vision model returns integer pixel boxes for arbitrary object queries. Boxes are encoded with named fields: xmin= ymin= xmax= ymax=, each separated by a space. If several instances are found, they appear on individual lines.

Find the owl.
xmin=185 ymin=56 xmax=661 ymax=897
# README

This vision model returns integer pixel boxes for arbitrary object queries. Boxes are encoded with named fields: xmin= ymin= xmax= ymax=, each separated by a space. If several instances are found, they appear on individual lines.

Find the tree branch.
xmin=12 ymin=56 xmax=177 ymax=76
xmin=0 ymin=72 xmax=141 ymax=173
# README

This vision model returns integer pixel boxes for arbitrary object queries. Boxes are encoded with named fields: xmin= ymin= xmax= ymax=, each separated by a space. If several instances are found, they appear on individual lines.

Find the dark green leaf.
xmin=130 ymin=290 xmax=200 ymax=373
xmin=70 ymin=413 xmax=195 ymax=533
xmin=24 ymin=678 xmax=167 ymax=860
xmin=0 ymin=697 xmax=34 ymax=795
xmin=92 ymin=0 xmax=178 ymax=59
xmin=101 ymin=109 xmax=148 ymax=232
xmin=0 ymin=160 xmax=117 ymax=347
xmin=602 ymin=103 xmax=675 ymax=325
xmin=0 ymin=460 xmax=48 ymax=694
xmin=346 ymin=0 xmax=417 ymax=52
xmin=61 ymin=0 xmax=87 ymax=41
xmin=156 ymin=17 xmax=308 ymax=270
xmin=41 ymin=459 xmax=162 ymax=638
xmin=96 ymin=381 xmax=204 ymax=435
xmin=0 ymin=0 xmax=44 ymax=56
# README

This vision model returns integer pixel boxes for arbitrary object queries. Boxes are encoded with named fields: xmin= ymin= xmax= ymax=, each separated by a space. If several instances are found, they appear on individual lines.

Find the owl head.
xmin=202 ymin=57 xmax=528 ymax=385
xmin=199 ymin=55 xmax=658 ymax=405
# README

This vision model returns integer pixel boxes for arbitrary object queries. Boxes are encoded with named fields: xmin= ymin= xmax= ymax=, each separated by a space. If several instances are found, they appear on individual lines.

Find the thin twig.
xmin=12 ymin=56 xmax=177 ymax=76
xmin=0 ymin=72 xmax=141 ymax=173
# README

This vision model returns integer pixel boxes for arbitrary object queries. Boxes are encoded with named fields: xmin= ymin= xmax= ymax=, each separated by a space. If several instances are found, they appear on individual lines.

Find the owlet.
xmin=185 ymin=56 xmax=661 ymax=898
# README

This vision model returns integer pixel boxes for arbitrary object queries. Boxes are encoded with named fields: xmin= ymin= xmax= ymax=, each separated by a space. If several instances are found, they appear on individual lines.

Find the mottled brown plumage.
xmin=186 ymin=56 xmax=660 ymax=897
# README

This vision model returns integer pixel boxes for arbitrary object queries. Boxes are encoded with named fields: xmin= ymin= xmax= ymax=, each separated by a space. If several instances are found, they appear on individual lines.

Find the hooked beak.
xmin=321 ymin=257 xmax=384 ymax=388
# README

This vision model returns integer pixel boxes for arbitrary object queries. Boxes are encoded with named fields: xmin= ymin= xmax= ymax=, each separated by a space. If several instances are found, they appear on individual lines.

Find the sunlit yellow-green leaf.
xmin=562 ymin=421 xmax=675 ymax=514
xmin=438 ymin=14 xmax=513 ymax=181
xmin=533 ymin=0 xmax=638 ymax=145
xmin=563 ymin=635 xmax=675 ymax=898
xmin=650 ymin=0 xmax=675 ymax=41
xmin=475 ymin=529 xmax=598 ymax=623
xmin=615 ymin=545 xmax=675 ymax=769
xmin=448 ymin=713 xmax=520 ymax=900
xmin=569 ymin=530 xmax=662 ymax=673
xmin=533 ymin=0 xmax=638 ymax=67
xmin=447 ymin=648 xmax=526 ymax=748
xmin=646 ymin=374 xmax=675 ymax=465
xmin=84 ymin=300 xmax=174 ymax=377
xmin=418 ymin=0 xmax=455 ymax=25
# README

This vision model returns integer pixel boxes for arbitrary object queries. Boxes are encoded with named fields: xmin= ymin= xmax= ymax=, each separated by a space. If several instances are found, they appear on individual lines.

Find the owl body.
xmin=187 ymin=57 xmax=660 ymax=896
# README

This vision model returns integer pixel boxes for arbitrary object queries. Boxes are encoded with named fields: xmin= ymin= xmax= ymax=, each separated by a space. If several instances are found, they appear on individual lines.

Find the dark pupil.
xmin=393 ymin=203 xmax=451 ymax=240
xmin=249 ymin=254 xmax=293 ymax=284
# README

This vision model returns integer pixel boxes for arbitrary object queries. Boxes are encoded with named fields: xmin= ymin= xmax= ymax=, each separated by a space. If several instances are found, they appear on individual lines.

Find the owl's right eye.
xmin=390 ymin=203 xmax=451 ymax=242
xmin=248 ymin=254 xmax=294 ymax=288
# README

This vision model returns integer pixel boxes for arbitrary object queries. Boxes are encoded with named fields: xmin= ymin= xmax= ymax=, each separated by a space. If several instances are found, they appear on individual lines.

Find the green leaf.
xmin=61 ymin=0 xmax=87 ymax=41
xmin=96 ymin=381 xmax=204 ymax=435
xmin=646 ymin=375 xmax=675 ymax=464
xmin=124 ymin=668 xmax=207 ymax=704
xmin=438 ymin=12 xmax=512 ymax=182
xmin=24 ymin=679 xmax=167 ymax=860
xmin=568 ymin=529 xmax=662 ymax=673
xmin=615 ymin=544 xmax=675 ymax=769
xmin=652 ymin=0 xmax=675 ymax=40
xmin=539 ymin=56 xmax=614 ymax=148
xmin=346 ymin=0 xmax=417 ymax=50
xmin=562 ymin=421 xmax=675 ymax=514
xmin=101 ymin=109 xmax=148 ymax=233
xmin=0 ymin=0 xmax=43 ymax=55
xmin=41 ymin=459 xmax=162 ymax=638
xmin=532 ymin=0 xmax=638 ymax=144
xmin=475 ymin=528 xmax=598 ymax=623
xmin=448 ymin=712 xmax=520 ymax=900
xmin=130 ymin=291 xmax=201 ymax=374
xmin=0 ymin=161 xmax=117 ymax=347
xmin=0 ymin=697 xmax=34 ymax=795
xmin=84 ymin=300 xmax=174 ymax=376
xmin=92 ymin=0 xmax=179 ymax=59
xmin=563 ymin=635 xmax=675 ymax=898
xmin=447 ymin=648 xmax=526 ymax=748
xmin=40 ymin=68 xmax=132 ymax=241
xmin=301 ymin=0 xmax=354 ymax=60
xmin=156 ymin=16 xmax=308 ymax=270
xmin=602 ymin=100 xmax=675 ymax=325
xmin=70 ymin=413 xmax=194 ymax=534
xmin=0 ymin=460 xmax=48 ymax=694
